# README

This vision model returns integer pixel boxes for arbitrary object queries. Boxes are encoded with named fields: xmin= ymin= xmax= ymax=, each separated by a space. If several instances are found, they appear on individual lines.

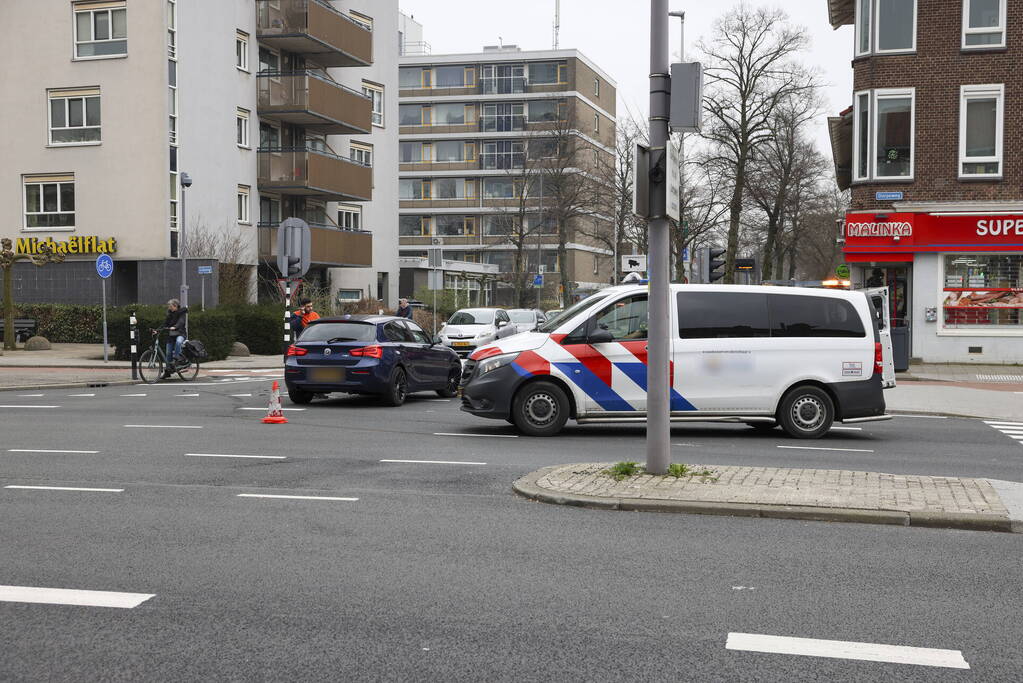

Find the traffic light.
xmin=284 ymin=256 xmax=303 ymax=277
xmin=699 ymin=247 xmax=726 ymax=283
xmin=276 ymin=217 xmax=311 ymax=279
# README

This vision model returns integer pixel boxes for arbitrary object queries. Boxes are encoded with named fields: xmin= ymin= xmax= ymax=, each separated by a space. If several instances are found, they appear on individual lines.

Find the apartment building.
xmin=1 ymin=0 xmax=397 ymax=307
xmin=827 ymin=0 xmax=1023 ymax=362
xmin=397 ymin=44 xmax=617 ymax=308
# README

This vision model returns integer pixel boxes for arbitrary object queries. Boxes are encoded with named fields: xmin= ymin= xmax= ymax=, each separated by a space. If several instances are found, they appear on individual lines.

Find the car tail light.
xmin=286 ymin=345 xmax=307 ymax=356
xmin=350 ymin=345 xmax=383 ymax=359
xmin=470 ymin=346 xmax=503 ymax=361
xmin=874 ymin=342 xmax=883 ymax=376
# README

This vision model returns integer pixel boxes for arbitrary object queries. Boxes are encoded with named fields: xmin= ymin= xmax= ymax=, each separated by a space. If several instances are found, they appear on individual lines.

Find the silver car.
xmin=438 ymin=308 xmax=516 ymax=357
xmin=507 ymin=308 xmax=547 ymax=333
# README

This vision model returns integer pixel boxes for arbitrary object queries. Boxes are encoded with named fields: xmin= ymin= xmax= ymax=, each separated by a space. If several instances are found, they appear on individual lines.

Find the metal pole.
xmin=201 ymin=276 xmax=205 ymax=311
xmin=129 ymin=311 xmax=138 ymax=380
xmin=102 ymin=278 xmax=108 ymax=363
xmin=283 ymin=280 xmax=292 ymax=357
xmin=179 ymin=182 xmax=189 ymax=336
xmin=432 ymin=271 xmax=437 ymax=336
xmin=646 ymin=0 xmax=671 ymax=475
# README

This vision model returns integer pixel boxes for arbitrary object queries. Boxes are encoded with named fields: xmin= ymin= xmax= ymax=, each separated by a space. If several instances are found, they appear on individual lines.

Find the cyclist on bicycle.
xmin=159 ymin=298 xmax=188 ymax=379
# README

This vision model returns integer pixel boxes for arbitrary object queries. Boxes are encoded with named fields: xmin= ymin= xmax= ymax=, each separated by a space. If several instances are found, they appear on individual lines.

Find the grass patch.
xmin=667 ymin=463 xmax=718 ymax=482
xmin=602 ymin=461 xmax=641 ymax=480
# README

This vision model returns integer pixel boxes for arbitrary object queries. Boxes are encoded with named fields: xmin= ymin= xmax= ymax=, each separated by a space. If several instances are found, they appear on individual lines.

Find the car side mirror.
xmin=497 ymin=321 xmax=507 ymax=328
xmin=587 ymin=328 xmax=613 ymax=344
xmin=431 ymin=335 xmax=442 ymax=345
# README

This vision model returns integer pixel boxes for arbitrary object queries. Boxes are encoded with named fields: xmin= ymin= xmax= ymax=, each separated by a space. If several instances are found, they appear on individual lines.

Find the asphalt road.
xmin=2 ymin=373 xmax=1022 ymax=681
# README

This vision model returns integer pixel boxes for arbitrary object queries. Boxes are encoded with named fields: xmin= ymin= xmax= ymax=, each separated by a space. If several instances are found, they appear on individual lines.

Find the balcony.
xmin=256 ymin=0 xmax=372 ymax=68
xmin=258 ymin=147 xmax=372 ymax=201
xmin=259 ymin=222 xmax=372 ymax=267
xmin=258 ymin=71 xmax=372 ymax=134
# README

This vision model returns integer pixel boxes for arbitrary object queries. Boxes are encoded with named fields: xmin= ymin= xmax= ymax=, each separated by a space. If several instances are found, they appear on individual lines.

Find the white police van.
xmin=459 ymin=284 xmax=894 ymax=438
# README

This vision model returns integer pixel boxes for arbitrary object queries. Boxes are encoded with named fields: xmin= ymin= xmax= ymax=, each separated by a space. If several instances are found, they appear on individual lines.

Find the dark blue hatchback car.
xmin=284 ymin=315 xmax=462 ymax=406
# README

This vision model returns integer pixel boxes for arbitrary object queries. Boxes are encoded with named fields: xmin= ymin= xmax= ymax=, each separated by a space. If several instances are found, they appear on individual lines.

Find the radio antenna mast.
xmin=552 ymin=0 xmax=560 ymax=49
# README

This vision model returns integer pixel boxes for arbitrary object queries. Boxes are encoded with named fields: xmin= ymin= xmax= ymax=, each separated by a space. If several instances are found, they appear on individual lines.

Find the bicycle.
xmin=138 ymin=328 xmax=201 ymax=384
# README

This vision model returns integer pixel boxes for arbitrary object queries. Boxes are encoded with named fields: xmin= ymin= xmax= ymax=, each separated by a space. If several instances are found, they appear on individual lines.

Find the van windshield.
xmin=538 ymin=292 xmax=614 ymax=332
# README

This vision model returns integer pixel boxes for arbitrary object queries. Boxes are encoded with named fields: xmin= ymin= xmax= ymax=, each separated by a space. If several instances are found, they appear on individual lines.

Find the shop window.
xmin=962 ymin=0 xmax=1005 ymax=49
xmin=74 ymin=1 xmax=127 ymax=58
xmin=959 ymin=84 xmax=1002 ymax=177
xmin=943 ymin=254 xmax=1023 ymax=330
xmin=23 ymin=174 xmax=75 ymax=230
xmin=48 ymin=88 xmax=101 ymax=145
xmin=855 ymin=0 xmax=915 ymax=55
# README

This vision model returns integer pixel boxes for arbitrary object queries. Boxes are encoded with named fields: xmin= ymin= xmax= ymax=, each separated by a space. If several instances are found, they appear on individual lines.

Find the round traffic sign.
xmin=95 ymin=253 xmax=114 ymax=279
xmin=835 ymin=264 xmax=850 ymax=278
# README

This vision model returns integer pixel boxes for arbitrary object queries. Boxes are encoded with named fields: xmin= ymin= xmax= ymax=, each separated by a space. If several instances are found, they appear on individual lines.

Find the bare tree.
xmin=699 ymin=5 xmax=818 ymax=283
xmin=186 ymin=220 xmax=256 ymax=306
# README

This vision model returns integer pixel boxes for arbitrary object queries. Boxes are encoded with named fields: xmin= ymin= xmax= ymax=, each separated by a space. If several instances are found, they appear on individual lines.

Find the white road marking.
xmin=433 ymin=432 xmax=518 ymax=438
xmin=8 ymin=449 xmax=99 ymax=454
xmin=178 ymin=393 xmax=200 ymax=397
xmin=5 ymin=485 xmax=123 ymax=493
xmin=120 ymin=393 xmax=147 ymax=397
xmin=237 ymin=493 xmax=357 ymax=502
xmin=0 ymin=585 xmax=154 ymax=609
xmin=0 ymin=405 xmax=60 ymax=409
xmin=67 ymin=393 xmax=95 ymax=397
xmin=380 ymin=459 xmax=487 ymax=465
xmin=230 ymin=393 xmax=252 ymax=397
xmin=124 ymin=424 xmax=203 ymax=429
xmin=17 ymin=394 xmax=44 ymax=397
xmin=725 ymin=632 xmax=969 ymax=670
xmin=830 ymin=426 xmax=863 ymax=431
xmin=777 ymin=445 xmax=875 ymax=453
xmin=426 ymin=399 xmax=451 ymax=402
xmin=186 ymin=453 xmax=286 ymax=460
xmin=238 ymin=407 xmax=305 ymax=411
xmin=984 ymin=421 xmax=1023 ymax=427
xmin=892 ymin=414 xmax=948 ymax=419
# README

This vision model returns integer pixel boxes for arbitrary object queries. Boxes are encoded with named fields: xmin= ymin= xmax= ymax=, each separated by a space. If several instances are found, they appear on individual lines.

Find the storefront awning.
xmin=828 ymin=110 xmax=852 ymax=191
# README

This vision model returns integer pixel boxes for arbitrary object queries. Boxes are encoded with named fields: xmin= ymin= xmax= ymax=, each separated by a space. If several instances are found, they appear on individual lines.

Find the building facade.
xmin=397 ymin=43 xmax=617 ymax=309
xmin=1 ymin=0 xmax=397 ymax=308
xmin=828 ymin=0 xmax=1023 ymax=362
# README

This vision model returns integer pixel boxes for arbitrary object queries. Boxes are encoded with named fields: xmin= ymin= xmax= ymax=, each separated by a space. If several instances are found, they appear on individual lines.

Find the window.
xmin=434 ymin=102 xmax=467 ymax=125
xmin=962 ymin=0 xmax=1005 ymax=49
xmin=400 ymin=142 xmax=425 ymax=163
xmin=399 ymin=104 xmax=427 ymax=126
xmin=528 ymin=100 xmax=561 ymax=122
xmin=434 ymin=178 xmax=471 ymax=199
xmin=853 ymin=91 xmax=870 ymax=181
xmin=767 ymin=295 xmax=865 ymax=338
xmin=350 ymin=10 xmax=372 ymax=31
xmin=588 ymin=294 xmax=648 ymax=342
xmin=677 ymin=292 xmax=769 ymax=338
xmin=594 ymin=77 xmax=600 ymax=96
xmin=260 ymin=121 xmax=280 ymax=149
xmin=350 ymin=142 xmax=373 ymax=167
xmin=258 ymin=47 xmax=280 ymax=73
xmin=399 ymin=215 xmax=428 ymax=236
xmin=399 ymin=67 xmax=425 ymax=88
xmin=943 ymin=254 xmax=1023 ymax=330
xmin=399 ymin=179 xmax=430 ymax=199
xmin=436 ymin=215 xmax=474 ymax=236
xmin=237 ymin=185 xmax=250 ymax=223
xmin=362 ymin=82 xmax=383 ymax=126
xmin=483 ymin=178 xmax=518 ymax=199
xmin=167 ymin=0 xmax=176 ymax=58
xmin=485 ymin=251 xmax=514 ymax=271
xmin=481 ymin=64 xmax=525 ymax=94
xmin=260 ymin=195 xmax=281 ymax=225
xmin=236 ymin=108 xmax=250 ymax=147
xmin=530 ymin=62 xmax=560 ymax=84
xmin=235 ymin=30 xmax=249 ymax=71
xmin=74 ymin=2 xmax=127 ymax=58
xmin=338 ymin=204 xmax=362 ymax=231
xmin=403 ymin=321 xmax=433 ymax=344
xmin=960 ymin=84 xmax=1003 ymax=177
xmin=48 ymin=88 xmax=101 ymax=145
xmin=337 ymin=289 xmax=362 ymax=302
xmin=435 ymin=140 xmax=464 ymax=162
xmin=435 ymin=65 xmax=465 ymax=87
xmin=23 ymin=174 xmax=75 ymax=230
xmin=853 ymin=89 xmax=914 ymax=181
xmin=854 ymin=0 xmax=915 ymax=55
xmin=594 ymin=113 xmax=600 ymax=134
xmin=481 ymin=103 xmax=524 ymax=131
xmin=481 ymin=141 xmax=524 ymax=169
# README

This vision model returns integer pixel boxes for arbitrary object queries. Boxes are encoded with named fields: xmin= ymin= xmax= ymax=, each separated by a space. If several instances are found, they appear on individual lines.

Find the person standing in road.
xmin=291 ymin=298 xmax=320 ymax=337
xmin=395 ymin=298 xmax=414 ymax=319
xmin=161 ymin=299 xmax=187 ymax=379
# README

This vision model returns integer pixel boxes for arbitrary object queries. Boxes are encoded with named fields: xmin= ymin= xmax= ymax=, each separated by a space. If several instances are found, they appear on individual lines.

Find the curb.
xmin=512 ymin=468 xmax=1017 ymax=534
xmin=0 ymin=379 xmax=141 ymax=392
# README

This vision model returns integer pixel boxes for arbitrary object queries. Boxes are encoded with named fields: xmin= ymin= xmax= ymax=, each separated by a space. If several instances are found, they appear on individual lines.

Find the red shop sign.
xmin=843 ymin=212 xmax=1023 ymax=254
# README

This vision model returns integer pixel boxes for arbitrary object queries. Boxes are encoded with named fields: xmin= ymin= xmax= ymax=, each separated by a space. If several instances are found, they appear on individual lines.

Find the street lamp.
xmin=179 ymin=172 xmax=192 ymax=329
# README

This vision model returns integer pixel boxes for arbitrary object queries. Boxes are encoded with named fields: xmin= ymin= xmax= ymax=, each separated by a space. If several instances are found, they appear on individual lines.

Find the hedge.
xmin=14 ymin=304 xmax=104 ymax=343
xmin=223 ymin=305 xmax=282 ymax=355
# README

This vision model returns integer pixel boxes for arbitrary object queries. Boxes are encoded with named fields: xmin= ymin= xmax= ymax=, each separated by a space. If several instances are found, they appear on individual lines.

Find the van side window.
xmin=593 ymin=294 xmax=648 ymax=341
xmin=677 ymin=292 xmax=769 ymax=338
xmin=768 ymin=294 xmax=865 ymax=338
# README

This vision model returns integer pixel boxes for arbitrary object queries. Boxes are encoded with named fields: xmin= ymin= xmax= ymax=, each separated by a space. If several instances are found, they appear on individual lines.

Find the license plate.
xmin=452 ymin=342 xmax=471 ymax=347
xmin=308 ymin=367 xmax=345 ymax=383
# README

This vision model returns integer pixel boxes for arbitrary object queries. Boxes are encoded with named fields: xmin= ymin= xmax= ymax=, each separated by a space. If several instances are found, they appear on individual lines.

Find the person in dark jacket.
xmin=395 ymin=298 xmax=414 ymax=319
xmin=160 ymin=299 xmax=188 ymax=378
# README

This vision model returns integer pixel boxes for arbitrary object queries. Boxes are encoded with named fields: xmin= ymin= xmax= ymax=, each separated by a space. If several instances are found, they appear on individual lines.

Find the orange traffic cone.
xmin=261 ymin=380 xmax=289 ymax=424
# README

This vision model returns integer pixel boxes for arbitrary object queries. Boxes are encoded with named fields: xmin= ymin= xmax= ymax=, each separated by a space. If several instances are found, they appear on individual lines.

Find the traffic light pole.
xmin=646 ymin=0 xmax=671 ymax=475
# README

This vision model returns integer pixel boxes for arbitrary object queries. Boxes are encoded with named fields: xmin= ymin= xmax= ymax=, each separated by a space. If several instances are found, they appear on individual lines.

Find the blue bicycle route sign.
xmin=95 ymin=253 xmax=114 ymax=279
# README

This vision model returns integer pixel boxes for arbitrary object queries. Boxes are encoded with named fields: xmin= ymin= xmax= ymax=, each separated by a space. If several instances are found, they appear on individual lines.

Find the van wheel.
xmin=512 ymin=381 xmax=569 ymax=437
xmin=778 ymin=386 xmax=834 ymax=439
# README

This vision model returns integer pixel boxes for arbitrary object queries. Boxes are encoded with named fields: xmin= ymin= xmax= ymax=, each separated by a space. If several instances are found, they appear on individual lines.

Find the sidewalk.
xmin=903 ymin=362 xmax=1023 ymax=383
xmin=514 ymin=463 xmax=1023 ymax=533
xmin=0 ymin=343 xmax=281 ymax=389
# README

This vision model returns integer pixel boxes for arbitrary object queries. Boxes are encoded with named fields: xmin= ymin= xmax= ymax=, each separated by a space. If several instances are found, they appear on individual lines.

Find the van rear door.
xmin=864 ymin=287 xmax=896 ymax=388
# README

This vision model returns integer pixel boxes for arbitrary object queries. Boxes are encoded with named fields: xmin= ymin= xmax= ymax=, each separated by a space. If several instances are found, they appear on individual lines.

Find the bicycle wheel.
xmin=176 ymin=358 xmax=200 ymax=381
xmin=138 ymin=349 xmax=164 ymax=384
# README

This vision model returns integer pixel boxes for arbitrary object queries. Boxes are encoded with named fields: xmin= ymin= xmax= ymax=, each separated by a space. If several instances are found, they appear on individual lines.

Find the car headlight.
xmin=477 ymin=352 xmax=520 ymax=376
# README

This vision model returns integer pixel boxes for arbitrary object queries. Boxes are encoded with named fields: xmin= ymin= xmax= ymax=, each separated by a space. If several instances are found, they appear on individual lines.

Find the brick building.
xmin=827 ymin=0 xmax=1023 ymax=362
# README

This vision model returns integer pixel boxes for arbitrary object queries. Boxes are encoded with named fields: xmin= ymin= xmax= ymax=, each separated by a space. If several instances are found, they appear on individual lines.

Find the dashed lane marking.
xmin=120 ymin=393 xmax=147 ymax=397
xmin=124 ymin=424 xmax=203 ymax=429
xmin=67 ymin=393 xmax=95 ymax=397
xmin=830 ymin=426 xmax=863 ymax=431
xmin=0 ymin=585 xmax=154 ymax=609
xmin=725 ymin=632 xmax=969 ymax=670
xmin=186 ymin=453 xmax=286 ymax=460
xmin=433 ymin=432 xmax=518 ymax=438
xmin=5 ymin=485 xmax=123 ymax=493
xmin=380 ymin=459 xmax=487 ymax=465
xmin=8 ymin=449 xmax=99 ymax=454
xmin=0 ymin=405 xmax=61 ymax=409
xmin=179 ymin=394 xmax=200 ymax=397
xmin=17 ymin=394 xmax=44 ymax=397
xmin=237 ymin=493 xmax=358 ymax=502
xmin=230 ymin=394 xmax=252 ymax=397
xmin=777 ymin=445 xmax=875 ymax=453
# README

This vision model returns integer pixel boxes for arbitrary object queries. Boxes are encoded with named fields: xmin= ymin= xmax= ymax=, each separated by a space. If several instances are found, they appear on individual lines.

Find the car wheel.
xmin=746 ymin=421 xmax=777 ymax=432
xmin=778 ymin=385 xmax=834 ymax=439
xmin=511 ymin=381 xmax=569 ymax=437
xmin=288 ymin=387 xmax=313 ymax=405
xmin=382 ymin=367 xmax=408 ymax=407
xmin=436 ymin=369 xmax=459 ymax=398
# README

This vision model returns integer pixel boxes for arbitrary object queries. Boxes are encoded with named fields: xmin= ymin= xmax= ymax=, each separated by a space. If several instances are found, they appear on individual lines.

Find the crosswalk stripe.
xmin=0 ymin=585 xmax=154 ymax=609
xmin=725 ymin=632 xmax=969 ymax=669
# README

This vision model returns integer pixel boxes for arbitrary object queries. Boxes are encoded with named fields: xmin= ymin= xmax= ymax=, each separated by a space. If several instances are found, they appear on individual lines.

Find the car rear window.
xmin=299 ymin=322 xmax=377 ymax=342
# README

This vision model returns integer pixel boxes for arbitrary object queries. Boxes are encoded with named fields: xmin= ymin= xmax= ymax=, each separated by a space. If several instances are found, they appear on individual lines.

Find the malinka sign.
xmin=15 ymin=236 xmax=117 ymax=256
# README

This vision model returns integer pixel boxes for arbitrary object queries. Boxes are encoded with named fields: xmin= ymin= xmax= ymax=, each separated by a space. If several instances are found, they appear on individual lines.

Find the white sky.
xmin=397 ymin=0 xmax=855 ymax=153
